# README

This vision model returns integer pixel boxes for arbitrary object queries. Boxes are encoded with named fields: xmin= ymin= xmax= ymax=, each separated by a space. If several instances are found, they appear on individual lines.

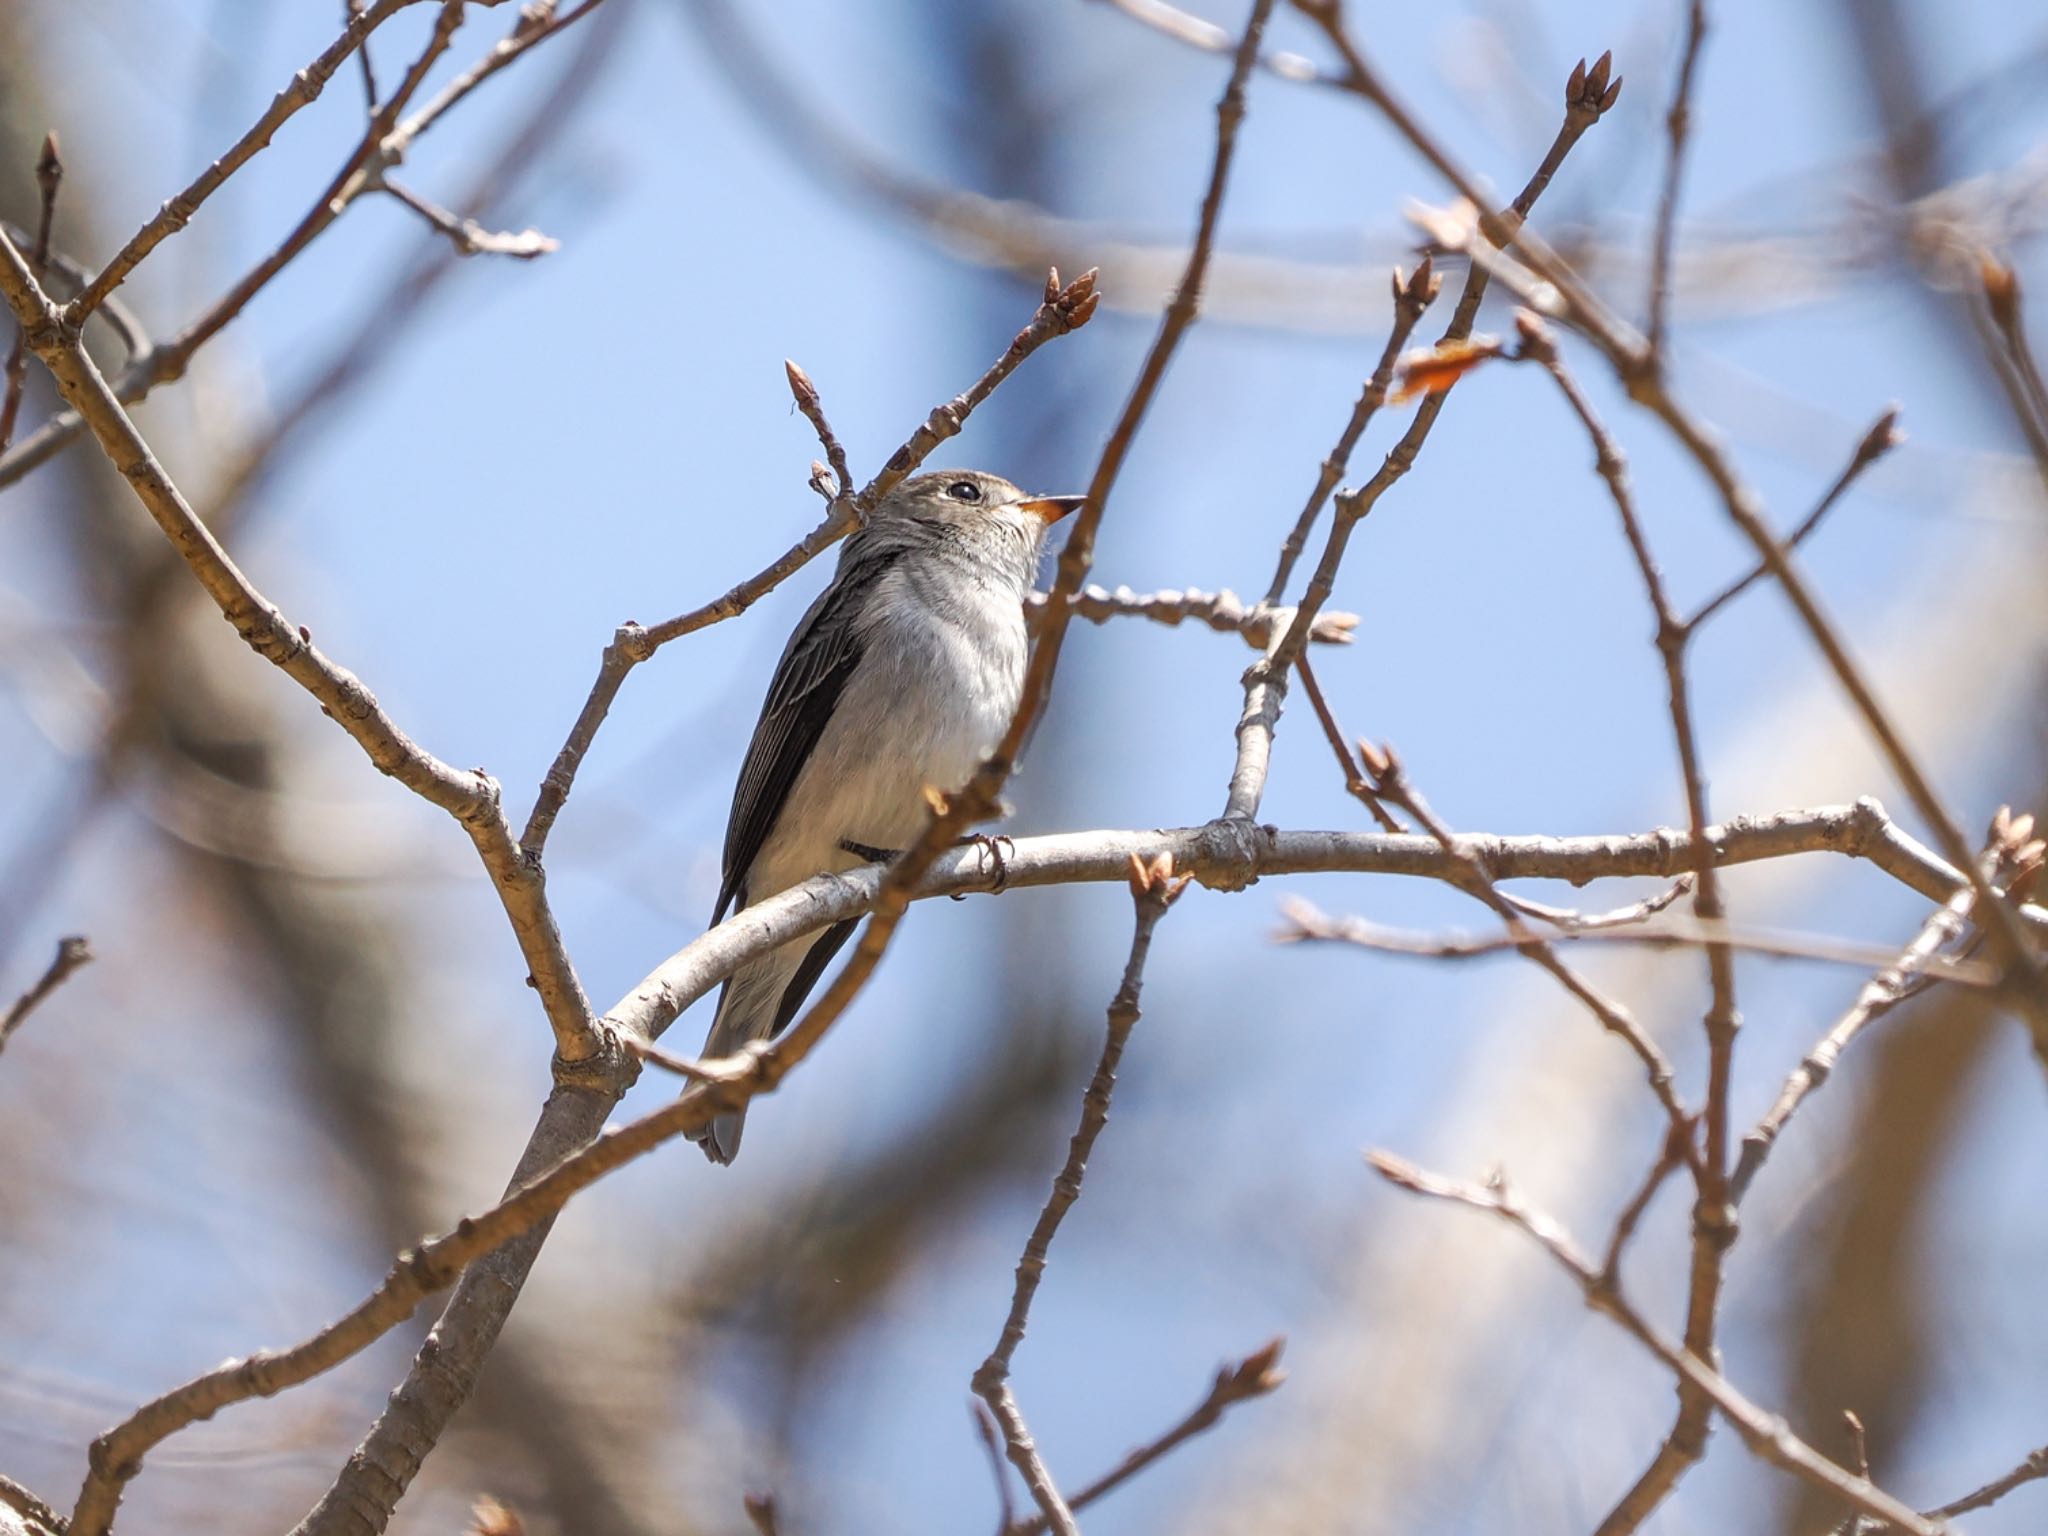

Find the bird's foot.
xmin=958 ymin=832 xmax=1016 ymax=895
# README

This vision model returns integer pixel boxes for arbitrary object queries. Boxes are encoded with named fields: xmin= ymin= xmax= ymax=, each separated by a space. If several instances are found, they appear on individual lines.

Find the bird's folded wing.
xmin=713 ymin=544 xmax=903 ymax=922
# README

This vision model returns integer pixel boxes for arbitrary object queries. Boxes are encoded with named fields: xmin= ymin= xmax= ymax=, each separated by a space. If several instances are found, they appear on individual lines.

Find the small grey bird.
xmin=691 ymin=469 xmax=1083 ymax=1163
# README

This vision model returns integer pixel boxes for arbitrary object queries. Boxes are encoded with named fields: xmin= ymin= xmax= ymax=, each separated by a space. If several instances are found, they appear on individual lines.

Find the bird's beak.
xmin=1016 ymin=493 xmax=1087 ymax=525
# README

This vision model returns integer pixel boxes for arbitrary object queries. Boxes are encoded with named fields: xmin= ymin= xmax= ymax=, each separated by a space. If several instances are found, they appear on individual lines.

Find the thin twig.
xmin=1003 ymin=1339 xmax=1286 ymax=1536
xmin=1222 ymin=262 xmax=1436 ymax=822
xmin=377 ymin=0 xmax=610 ymax=163
xmin=2 ymin=0 xmax=598 ymax=493
xmin=1305 ymin=697 xmax=1700 ymax=1155
xmin=973 ymin=1403 xmax=1019 ymax=1536
xmin=1293 ymin=652 xmax=1402 ymax=832
xmin=1389 ymin=112 xmax=2048 ymax=1058
xmin=1367 ymin=1153 xmax=1953 ymax=1535
xmin=374 ymin=177 xmax=558 ymax=258
xmin=1260 ymin=259 xmax=1437 ymax=605
xmin=1220 ymin=50 xmax=1621 ymax=825
xmin=978 ymin=0 xmax=1278 ymax=833
xmin=1689 ymin=407 xmax=1902 ymax=629
xmin=345 ymin=0 xmax=381 ymax=108
xmin=63 ymin=0 xmax=430 ymax=324
xmin=1030 ymin=584 xmax=1358 ymax=652
xmin=1276 ymin=899 xmax=1992 ymax=984
xmin=1731 ymin=876 xmax=1981 ymax=1201
xmin=975 ymin=855 xmax=1189 ymax=1535
xmin=1496 ymin=877 xmax=1694 ymax=933
xmin=0 ymin=132 xmax=61 ymax=459
xmin=1926 ymin=1443 xmax=2048 ymax=1520
xmin=784 ymin=358 xmax=853 ymax=501
xmin=0 ymin=935 xmax=91 ymax=1057
xmin=1514 ymin=311 xmax=1739 ymax=1536
xmin=1601 ymin=1124 xmax=1693 ymax=1284
xmin=1646 ymin=0 xmax=1709 ymax=359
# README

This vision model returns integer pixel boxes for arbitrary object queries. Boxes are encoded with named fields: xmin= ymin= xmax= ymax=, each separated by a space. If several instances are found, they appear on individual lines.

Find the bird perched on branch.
xmin=691 ymin=469 xmax=1084 ymax=1163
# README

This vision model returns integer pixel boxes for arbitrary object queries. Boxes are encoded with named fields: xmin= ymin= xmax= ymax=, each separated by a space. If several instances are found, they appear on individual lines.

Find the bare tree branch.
xmin=1028 ymin=584 xmax=1358 ymax=651
xmin=372 ymin=177 xmax=558 ymax=259
xmin=975 ymin=854 xmax=1189 ymax=1535
xmin=1689 ymin=406 xmax=1902 ymax=629
xmin=1219 ymin=50 xmax=1621 ymax=826
xmin=1731 ymin=871 xmax=1986 ymax=1201
xmin=1645 ymin=0 xmax=1709 ymax=359
xmin=0 ymin=131 xmax=60 ymax=458
xmin=1276 ymin=899 xmax=1993 ymax=984
xmin=0 ymin=0 xmax=597 ymax=492
xmin=62 ymin=0 xmax=433 ymax=323
xmin=0 ymin=1474 xmax=64 ymax=1536
xmin=0 ymin=230 xmax=601 ymax=1066
xmin=1514 ymin=312 xmax=1739 ymax=1532
xmin=1003 ymin=1340 xmax=1285 ymax=1536
xmin=1366 ymin=1153 xmax=1954 ymax=1536
xmin=1354 ymin=22 xmax=2048 ymax=1050
xmin=0 ymin=935 xmax=90 ymax=1057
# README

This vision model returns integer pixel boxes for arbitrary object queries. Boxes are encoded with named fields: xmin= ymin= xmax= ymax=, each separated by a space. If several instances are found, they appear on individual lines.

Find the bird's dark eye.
xmin=946 ymin=479 xmax=982 ymax=503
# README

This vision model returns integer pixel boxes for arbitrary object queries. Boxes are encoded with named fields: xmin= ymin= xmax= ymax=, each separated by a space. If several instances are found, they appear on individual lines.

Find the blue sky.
xmin=3 ymin=0 xmax=2046 ymax=1531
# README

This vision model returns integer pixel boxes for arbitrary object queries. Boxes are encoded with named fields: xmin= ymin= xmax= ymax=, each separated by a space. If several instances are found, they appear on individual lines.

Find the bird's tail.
xmin=688 ymin=918 xmax=859 ymax=1165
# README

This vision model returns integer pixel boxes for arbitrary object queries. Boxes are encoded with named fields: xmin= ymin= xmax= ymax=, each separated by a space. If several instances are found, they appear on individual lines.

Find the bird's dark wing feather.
xmin=713 ymin=545 xmax=901 ymax=922
xmin=771 ymin=918 xmax=860 ymax=1037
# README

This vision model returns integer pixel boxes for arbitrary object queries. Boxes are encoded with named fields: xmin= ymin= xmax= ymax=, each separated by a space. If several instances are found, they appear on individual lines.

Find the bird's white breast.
xmin=747 ymin=561 xmax=1028 ymax=897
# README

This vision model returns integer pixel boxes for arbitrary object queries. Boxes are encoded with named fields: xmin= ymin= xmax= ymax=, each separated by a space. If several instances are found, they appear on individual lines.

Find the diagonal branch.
xmin=1367 ymin=1153 xmax=1953 ymax=1536
xmin=1003 ymin=1339 xmax=1285 ymax=1536
xmin=975 ymin=854 xmax=1189 ymax=1535
xmin=1514 ymin=312 xmax=1738 ymax=1532
xmin=63 ymin=0 xmax=434 ymax=323
xmin=1731 ymin=867 xmax=1988 ymax=1202
xmin=1 ymin=0 xmax=595 ymax=493
xmin=1645 ymin=0 xmax=1709 ymax=359
xmin=1688 ymin=406 xmax=1901 ymax=629
xmin=0 ymin=130 xmax=61 ymax=458
xmin=1029 ymin=584 xmax=1358 ymax=651
xmin=0 ymin=934 xmax=91 ymax=1057
xmin=0 ymin=229 xmax=599 ymax=1067
xmin=1220 ymin=49 xmax=1621 ymax=825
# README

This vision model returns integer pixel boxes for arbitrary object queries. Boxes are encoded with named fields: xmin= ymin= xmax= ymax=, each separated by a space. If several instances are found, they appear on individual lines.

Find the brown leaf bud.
xmin=469 ymin=1496 xmax=526 ymax=1536
xmin=783 ymin=359 xmax=817 ymax=408
xmin=36 ymin=131 xmax=62 ymax=198
xmin=1043 ymin=266 xmax=1062 ymax=304
xmin=1979 ymin=249 xmax=2021 ymax=329
xmin=1229 ymin=1336 xmax=1288 ymax=1395
xmin=1405 ymin=254 xmax=1438 ymax=305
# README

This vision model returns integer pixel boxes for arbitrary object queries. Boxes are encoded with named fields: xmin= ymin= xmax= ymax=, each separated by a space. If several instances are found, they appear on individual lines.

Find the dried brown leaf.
xmin=1391 ymin=336 xmax=1504 ymax=403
